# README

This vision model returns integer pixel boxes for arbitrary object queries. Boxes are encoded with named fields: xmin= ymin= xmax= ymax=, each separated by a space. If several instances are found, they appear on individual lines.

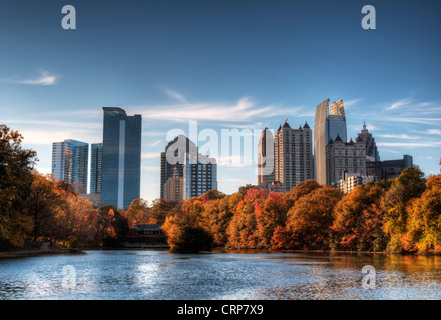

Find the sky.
xmin=1 ymin=0 xmax=440 ymax=203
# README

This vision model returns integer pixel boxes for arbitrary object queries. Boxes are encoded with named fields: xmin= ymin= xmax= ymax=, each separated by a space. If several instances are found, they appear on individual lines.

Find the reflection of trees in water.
xmin=252 ymin=253 xmax=441 ymax=300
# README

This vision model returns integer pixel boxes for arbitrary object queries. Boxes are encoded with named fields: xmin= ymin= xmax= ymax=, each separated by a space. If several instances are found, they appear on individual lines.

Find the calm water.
xmin=1 ymin=250 xmax=441 ymax=300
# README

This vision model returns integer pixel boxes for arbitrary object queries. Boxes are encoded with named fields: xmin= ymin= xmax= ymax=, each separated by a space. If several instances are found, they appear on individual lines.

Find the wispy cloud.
xmin=3 ymin=69 xmax=59 ymax=86
xmin=377 ymin=142 xmax=441 ymax=147
xmin=386 ymin=98 xmax=413 ymax=110
xmin=376 ymin=133 xmax=420 ymax=140
xmin=141 ymin=152 xmax=160 ymax=159
xmin=133 ymin=97 xmax=301 ymax=123
xmin=344 ymin=98 xmax=362 ymax=108
xmin=163 ymin=88 xmax=187 ymax=103
xmin=412 ymin=129 xmax=441 ymax=135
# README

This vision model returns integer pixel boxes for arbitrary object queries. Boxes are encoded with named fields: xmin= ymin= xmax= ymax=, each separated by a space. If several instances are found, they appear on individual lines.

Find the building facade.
xmin=161 ymin=135 xmax=217 ymax=201
xmin=52 ymin=139 xmax=89 ymax=193
xmin=275 ymin=119 xmax=314 ymax=192
xmin=314 ymin=99 xmax=348 ymax=185
xmin=366 ymin=155 xmax=413 ymax=180
xmin=356 ymin=122 xmax=380 ymax=162
xmin=257 ymin=128 xmax=275 ymax=185
xmin=90 ymin=143 xmax=103 ymax=194
xmin=101 ymin=107 xmax=142 ymax=210
xmin=339 ymin=172 xmax=377 ymax=194
xmin=326 ymin=135 xmax=367 ymax=188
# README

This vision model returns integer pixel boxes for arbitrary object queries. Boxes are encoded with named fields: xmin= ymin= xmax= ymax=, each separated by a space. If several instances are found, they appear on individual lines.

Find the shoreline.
xmin=0 ymin=248 xmax=83 ymax=260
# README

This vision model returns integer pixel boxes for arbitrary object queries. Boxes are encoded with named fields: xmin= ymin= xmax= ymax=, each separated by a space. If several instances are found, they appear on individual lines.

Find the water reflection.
xmin=1 ymin=250 xmax=441 ymax=300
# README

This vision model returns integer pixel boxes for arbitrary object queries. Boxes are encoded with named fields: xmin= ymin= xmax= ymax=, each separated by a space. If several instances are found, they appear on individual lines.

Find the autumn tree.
xmin=151 ymin=198 xmax=174 ymax=224
xmin=255 ymin=192 xmax=288 ymax=249
xmin=126 ymin=198 xmax=152 ymax=226
xmin=382 ymin=167 xmax=426 ymax=252
xmin=286 ymin=186 xmax=343 ymax=250
xmin=283 ymin=179 xmax=321 ymax=208
xmin=200 ymin=198 xmax=233 ymax=247
xmin=332 ymin=183 xmax=387 ymax=252
xmin=226 ymin=188 xmax=266 ymax=249
xmin=406 ymin=175 xmax=441 ymax=254
xmin=0 ymin=125 xmax=36 ymax=248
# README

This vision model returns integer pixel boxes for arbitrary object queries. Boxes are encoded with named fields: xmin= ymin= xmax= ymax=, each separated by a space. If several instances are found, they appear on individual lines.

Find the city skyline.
xmin=1 ymin=0 xmax=441 ymax=202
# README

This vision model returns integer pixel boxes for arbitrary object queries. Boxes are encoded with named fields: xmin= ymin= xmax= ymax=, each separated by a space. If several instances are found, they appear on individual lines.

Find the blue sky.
xmin=1 ymin=0 xmax=440 ymax=203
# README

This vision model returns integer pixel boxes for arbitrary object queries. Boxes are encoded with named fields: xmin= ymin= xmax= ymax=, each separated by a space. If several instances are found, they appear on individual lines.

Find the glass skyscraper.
xmin=52 ymin=139 xmax=89 ymax=194
xmin=101 ymin=107 xmax=142 ymax=209
xmin=160 ymin=135 xmax=217 ymax=201
xmin=314 ymin=99 xmax=348 ymax=185
xmin=90 ymin=143 xmax=103 ymax=194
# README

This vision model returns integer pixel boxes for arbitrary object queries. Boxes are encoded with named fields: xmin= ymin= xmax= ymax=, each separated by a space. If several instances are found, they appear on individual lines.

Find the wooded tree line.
xmin=2 ymin=124 xmax=441 ymax=254
xmin=0 ymin=125 xmax=169 ymax=250
xmin=161 ymin=169 xmax=441 ymax=254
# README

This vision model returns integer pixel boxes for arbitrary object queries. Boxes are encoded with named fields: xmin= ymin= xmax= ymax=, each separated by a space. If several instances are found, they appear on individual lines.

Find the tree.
xmin=284 ymin=179 xmax=321 ymax=208
xmin=255 ymin=192 xmax=288 ymax=248
xmin=24 ymin=173 xmax=63 ymax=242
xmin=0 ymin=125 xmax=36 ymax=247
xmin=382 ymin=167 xmax=426 ymax=252
xmin=286 ymin=186 xmax=342 ymax=250
xmin=169 ymin=226 xmax=213 ymax=253
xmin=406 ymin=175 xmax=441 ymax=254
xmin=332 ymin=184 xmax=387 ymax=252
xmin=151 ymin=198 xmax=174 ymax=224
xmin=126 ymin=198 xmax=152 ymax=226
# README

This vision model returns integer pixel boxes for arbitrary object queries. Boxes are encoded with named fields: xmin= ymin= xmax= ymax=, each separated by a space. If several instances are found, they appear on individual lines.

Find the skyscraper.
xmin=357 ymin=122 xmax=380 ymax=162
xmin=161 ymin=135 xmax=217 ymax=201
xmin=52 ymin=139 xmax=89 ymax=193
xmin=90 ymin=143 xmax=103 ymax=194
xmin=314 ymin=99 xmax=348 ymax=185
xmin=101 ymin=107 xmax=142 ymax=209
xmin=257 ymin=128 xmax=275 ymax=185
xmin=275 ymin=119 xmax=314 ymax=192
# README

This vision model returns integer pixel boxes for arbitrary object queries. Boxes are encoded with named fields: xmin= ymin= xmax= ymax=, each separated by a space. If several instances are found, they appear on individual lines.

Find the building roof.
xmin=334 ymin=134 xmax=343 ymax=142
xmin=283 ymin=118 xmax=291 ymax=129
xmin=303 ymin=121 xmax=310 ymax=129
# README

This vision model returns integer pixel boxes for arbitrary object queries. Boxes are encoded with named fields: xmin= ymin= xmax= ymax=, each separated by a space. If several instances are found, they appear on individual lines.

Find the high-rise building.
xmin=161 ymin=135 xmax=217 ymax=201
xmin=275 ymin=119 xmax=314 ymax=192
xmin=101 ymin=107 xmax=142 ymax=210
xmin=325 ymin=135 xmax=366 ymax=187
xmin=90 ymin=143 xmax=103 ymax=194
xmin=314 ymin=99 xmax=348 ymax=185
xmin=257 ymin=128 xmax=275 ymax=185
xmin=52 ymin=139 xmax=89 ymax=193
xmin=357 ymin=122 xmax=380 ymax=162
xmin=366 ymin=155 xmax=413 ymax=180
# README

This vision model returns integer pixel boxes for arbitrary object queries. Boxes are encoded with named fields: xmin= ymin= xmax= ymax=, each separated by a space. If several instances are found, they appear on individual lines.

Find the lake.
xmin=1 ymin=250 xmax=441 ymax=300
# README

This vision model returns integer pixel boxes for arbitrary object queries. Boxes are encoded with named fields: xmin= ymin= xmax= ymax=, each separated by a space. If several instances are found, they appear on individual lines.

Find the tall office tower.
xmin=356 ymin=122 xmax=380 ymax=162
xmin=183 ymin=152 xmax=217 ymax=200
xmin=275 ymin=119 xmax=314 ymax=193
xmin=325 ymin=135 xmax=366 ymax=188
xmin=257 ymin=128 xmax=275 ymax=185
xmin=101 ymin=107 xmax=142 ymax=210
xmin=52 ymin=139 xmax=89 ymax=193
xmin=161 ymin=135 xmax=217 ymax=201
xmin=314 ymin=99 xmax=348 ymax=185
xmin=90 ymin=143 xmax=103 ymax=194
xmin=160 ymin=135 xmax=197 ymax=200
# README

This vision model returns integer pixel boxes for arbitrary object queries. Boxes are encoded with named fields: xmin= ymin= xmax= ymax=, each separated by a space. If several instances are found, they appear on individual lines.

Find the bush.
xmin=171 ymin=227 xmax=213 ymax=253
